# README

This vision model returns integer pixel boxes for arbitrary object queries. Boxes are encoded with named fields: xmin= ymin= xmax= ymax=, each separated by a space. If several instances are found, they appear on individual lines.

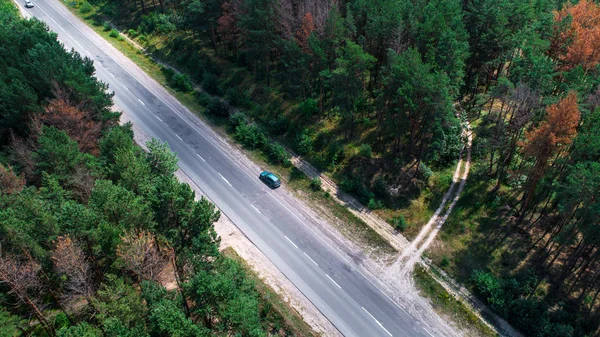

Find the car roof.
xmin=267 ymin=173 xmax=279 ymax=181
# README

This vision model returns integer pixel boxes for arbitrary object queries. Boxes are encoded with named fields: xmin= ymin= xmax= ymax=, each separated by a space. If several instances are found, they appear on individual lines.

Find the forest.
xmin=0 ymin=1 xmax=307 ymax=336
xmin=67 ymin=0 xmax=600 ymax=335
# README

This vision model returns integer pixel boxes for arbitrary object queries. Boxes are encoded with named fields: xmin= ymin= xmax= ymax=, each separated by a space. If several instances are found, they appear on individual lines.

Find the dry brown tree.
xmin=117 ymin=230 xmax=172 ymax=283
xmin=0 ymin=163 xmax=25 ymax=195
xmin=0 ymin=254 xmax=54 ymax=336
xmin=51 ymin=236 xmax=96 ymax=307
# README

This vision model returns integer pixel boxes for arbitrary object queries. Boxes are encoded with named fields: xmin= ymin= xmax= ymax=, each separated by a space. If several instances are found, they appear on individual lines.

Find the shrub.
xmin=161 ymin=67 xmax=175 ymax=83
xmin=196 ymin=91 xmax=211 ymax=106
xmin=79 ymin=2 xmax=92 ymax=14
xmin=202 ymin=72 xmax=221 ymax=95
xmin=127 ymin=29 xmax=139 ymax=38
xmin=266 ymin=115 xmax=290 ymax=136
xmin=109 ymin=29 xmax=119 ymax=38
xmin=326 ymin=142 xmax=345 ymax=171
xmin=472 ymin=270 xmax=507 ymax=315
xmin=296 ymin=129 xmax=313 ymax=156
xmin=102 ymin=21 xmax=111 ymax=32
xmin=234 ymin=124 xmax=266 ymax=150
xmin=368 ymin=198 xmax=384 ymax=210
xmin=440 ymin=256 xmax=450 ymax=268
xmin=226 ymin=87 xmax=250 ymax=108
xmin=340 ymin=176 xmax=374 ymax=204
xmin=297 ymin=98 xmax=318 ymax=117
xmin=264 ymin=142 xmax=290 ymax=165
xmin=313 ymin=130 xmax=332 ymax=151
xmin=372 ymin=176 xmax=388 ymax=198
xmin=171 ymin=73 xmax=193 ymax=92
xmin=417 ymin=163 xmax=433 ymax=181
xmin=289 ymin=167 xmax=305 ymax=181
xmin=390 ymin=215 xmax=408 ymax=232
xmin=310 ymin=177 xmax=322 ymax=191
xmin=206 ymin=98 xmax=229 ymax=117
xmin=229 ymin=112 xmax=247 ymax=128
xmin=359 ymin=143 xmax=372 ymax=158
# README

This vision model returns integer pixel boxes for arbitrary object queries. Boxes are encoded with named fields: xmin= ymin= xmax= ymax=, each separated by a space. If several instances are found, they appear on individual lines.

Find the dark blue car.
xmin=259 ymin=171 xmax=281 ymax=188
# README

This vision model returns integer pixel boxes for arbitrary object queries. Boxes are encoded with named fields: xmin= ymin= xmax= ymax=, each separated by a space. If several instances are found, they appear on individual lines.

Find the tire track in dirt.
xmin=371 ymin=121 xmax=473 ymax=337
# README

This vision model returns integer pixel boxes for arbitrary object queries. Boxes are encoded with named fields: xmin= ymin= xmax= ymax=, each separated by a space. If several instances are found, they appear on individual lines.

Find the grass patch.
xmin=222 ymin=247 xmax=318 ymax=337
xmin=413 ymin=264 xmax=498 ymax=337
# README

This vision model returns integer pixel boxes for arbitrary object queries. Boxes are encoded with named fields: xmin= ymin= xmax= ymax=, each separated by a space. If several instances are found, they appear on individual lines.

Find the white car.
xmin=25 ymin=0 xmax=34 ymax=8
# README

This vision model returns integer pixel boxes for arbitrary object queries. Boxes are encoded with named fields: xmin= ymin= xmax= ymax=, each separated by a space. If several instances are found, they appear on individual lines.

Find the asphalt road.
xmin=21 ymin=1 xmax=437 ymax=336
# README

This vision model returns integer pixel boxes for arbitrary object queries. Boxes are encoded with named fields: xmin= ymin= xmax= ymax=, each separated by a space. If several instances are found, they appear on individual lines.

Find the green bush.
xmin=109 ymin=29 xmax=119 ymax=38
xmin=296 ymin=129 xmax=313 ymax=156
xmin=127 ymin=29 xmax=139 ymax=38
xmin=79 ymin=2 xmax=92 ymax=14
xmin=417 ymin=163 xmax=433 ymax=181
xmin=266 ymin=115 xmax=290 ymax=136
xmin=171 ymin=73 xmax=193 ymax=92
xmin=310 ymin=177 xmax=322 ymax=191
xmin=368 ymin=198 xmax=384 ymax=210
xmin=326 ymin=142 xmax=345 ymax=171
xmin=102 ymin=21 xmax=111 ymax=32
xmin=234 ymin=124 xmax=266 ymax=150
xmin=372 ymin=176 xmax=388 ymax=199
xmin=340 ymin=176 xmax=374 ymax=204
xmin=206 ymin=98 xmax=229 ymax=117
xmin=196 ymin=91 xmax=211 ymax=106
xmin=161 ymin=66 xmax=175 ymax=83
xmin=359 ymin=143 xmax=372 ymax=158
xmin=440 ymin=256 xmax=450 ymax=268
xmin=202 ymin=72 xmax=221 ymax=95
xmin=264 ymin=142 xmax=290 ymax=165
xmin=297 ymin=98 xmax=318 ymax=117
xmin=229 ymin=112 xmax=247 ymax=128
xmin=390 ymin=215 xmax=408 ymax=232
xmin=289 ymin=167 xmax=306 ymax=181
xmin=226 ymin=87 xmax=250 ymax=108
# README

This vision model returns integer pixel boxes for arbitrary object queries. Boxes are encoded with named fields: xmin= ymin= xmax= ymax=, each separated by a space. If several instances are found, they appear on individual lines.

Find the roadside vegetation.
xmin=0 ymin=2 xmax=315 ymax=336
xmin=45 ymin=0 xmax=600 ymax=335
xmin=413 ymin=265 xmax=497 ymax=337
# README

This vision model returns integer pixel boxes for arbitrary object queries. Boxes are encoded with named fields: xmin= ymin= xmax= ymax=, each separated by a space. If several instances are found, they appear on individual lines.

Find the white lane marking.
xmin=268 ymin=192 xmax=352 ymax=264
xmin=423 ymin=327 xmax=434 ymax=337
xmin=156 ymin=116 xmax=163 ymax=122
xmin=123 ymin=85 xmax=129 ymax=91
xmin=38 ymin=0 xmax=415 ymax=324
xmin=284 ymin=236 xmax=298 ymax=249
xmin=362 ymin=307 xmax=393 ymax=337
xmin=197 ymin=154 xmax=206 ymax=162
xmin=218 ymin=173 xmax=232 ymax=187
xmin=325 ymin=274 xmax=342 ymax=289
xmin=266 ymin=190 xmax=412 ymax=314
xmin=303 ymin=252 xmax=319 ymax=267
xmin=176 ymin=134 xmax=183 ymax=141
xmin=251 ymin=205 xmax=261 ymax=214
xmin=110 ymin=72 xmax=115 ymax=77
xmin=137 ymin=98 xmax=145 ymax=106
